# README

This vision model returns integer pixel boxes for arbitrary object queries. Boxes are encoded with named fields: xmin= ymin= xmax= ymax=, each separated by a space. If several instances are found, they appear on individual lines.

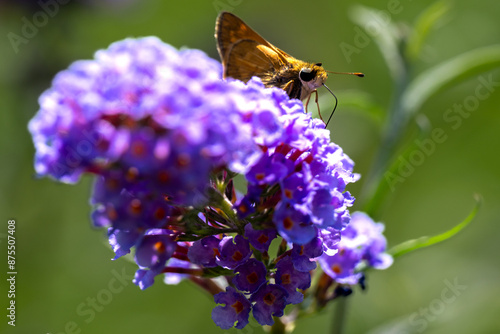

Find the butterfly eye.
xmin=299 ymin=68 xmax=316 ymax=82
xmin=315 ymin=62 xmax=322 ymax=67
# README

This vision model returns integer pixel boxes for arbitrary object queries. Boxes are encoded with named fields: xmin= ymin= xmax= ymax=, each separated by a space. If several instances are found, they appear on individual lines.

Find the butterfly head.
xmin=299 ymin=62 xmax=328 ymax=94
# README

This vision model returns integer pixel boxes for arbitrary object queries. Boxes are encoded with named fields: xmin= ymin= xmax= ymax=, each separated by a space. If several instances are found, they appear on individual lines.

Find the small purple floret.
xmin=275 ymin=256 xmax=311 ymax=304
xmin=250 ymin=284 xmax=289 ymax=326
xmin=244 ymin=223 xmax=277 ymax=252
xmin=319 ymin=212 xmax=393 ymax=284
xmin=233 ymin=258 xmax=267 ymax=293
xmin=216 ymin=235 xmax=252 ymax=269
xmin=187 ymin=236 xmax=220 ymax=268
xmin=212 ymin=286 xmax=251 ymax=330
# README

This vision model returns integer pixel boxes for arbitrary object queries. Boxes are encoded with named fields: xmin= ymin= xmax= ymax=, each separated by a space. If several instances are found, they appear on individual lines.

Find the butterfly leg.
xmin=304 ymin=91 xmax=312 ymax=113
xmin=311 ymin=90 xmax=325 ymax=123
xmin=304 ymin=90 xmax=320 ymax=115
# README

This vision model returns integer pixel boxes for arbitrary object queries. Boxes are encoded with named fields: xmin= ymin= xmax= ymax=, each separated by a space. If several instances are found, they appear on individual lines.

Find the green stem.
xmin=331 ymin=297 xmax=349 ymax=334
xmin=219 ymin=196 xmax=238 ymax=223
xmin=206 ymin=186 xmax=243 ymax=231
xmin=270 ymin=317 xmax=287 ymax=334
xmin=360 ymin=62 xmax=410 ymax=216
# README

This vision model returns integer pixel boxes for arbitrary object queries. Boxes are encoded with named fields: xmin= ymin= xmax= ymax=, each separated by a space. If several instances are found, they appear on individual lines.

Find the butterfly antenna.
xmin=321 ymin=71 xmax=364 ymax=128
xmin=322 ymin=84 xmax=338 ymax=128
xmin=326 ymin=71 xmax=365 ymax=77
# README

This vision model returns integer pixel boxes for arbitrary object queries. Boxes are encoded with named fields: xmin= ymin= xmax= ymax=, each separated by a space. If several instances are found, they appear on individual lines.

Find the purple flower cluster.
xmin=190 ymin=231 xmax=320 ymax=328
xmin=28 ymin=37 xmax=261 ymax=203
xmin=319 ymin=212 xmax=393 ymax=285
xmin=29 ymin=37 xmax=363 ymax=330
xmin=240 ymin=101 xmax=359 ymax=245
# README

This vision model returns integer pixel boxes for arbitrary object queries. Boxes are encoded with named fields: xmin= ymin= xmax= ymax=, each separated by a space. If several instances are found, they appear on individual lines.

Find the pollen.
xmin=238 ymin=203 xmax=248 ymax=213
xmin=154 ymin=207 xmax=167 ymax=220
xmin=281 ymin=273 xmax=291 ymax=285
xmin=212 ymin=247 xmax=220 ymax=258
xmin=126 ymin=167 xmax=139 ymax=182
xmin=283 ymin=217 xmax=294 ymax=230
xmin=106 ymin=206 xmax=118 ymax=221
xmin=297 ymin=245 xmax=304 ymax=256
xmin=232 ymin=251 xmax=243 ymax=262
xmin=131 ymin=140 xmax=146 ymax=157
xmin=246 ymin=272 xmax=259 ymax=284
xmin=231 ymin=300 xmax=244 ymax=314
xmin=105 ymin=178 xmax=120 ymax=191
xmin=176 ymin=153 xmax=190 ymax=167
xmin=256 ymin=234 xmax=269 ymax=245
xmin=154 ymin=241 xmax=166 ymax=253
xmin=129 ymin=198 xmax=142 ymax=215
xmin=255 ymin=173 xmax=265 ymax=181
xmin=263 ymin=292 xmax=276 ymax=305
xmin=332 ymin=264 xmax=342 ymax=274
xmin=157 ymin=170 xmax=170 ymax=183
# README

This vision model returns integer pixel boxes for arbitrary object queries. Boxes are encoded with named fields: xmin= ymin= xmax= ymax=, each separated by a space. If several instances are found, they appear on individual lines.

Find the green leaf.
xmin=388 ymin=195 xmax=481 ymax=258
xmin=406 ymin=0 xmax=451 ymax=62
xmin=362 ymin=114 xmax=432 ymax=213
xmin=349 ymin=5 xmax=406 ymax=82
xmin=401 ymin=44 xmax=500 ymax=119
xmin=202 ymin=266 xmax=234 ymax=278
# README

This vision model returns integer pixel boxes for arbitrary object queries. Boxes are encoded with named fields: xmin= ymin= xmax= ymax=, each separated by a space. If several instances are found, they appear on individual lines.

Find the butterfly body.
xmin=215 ymin=11 xmax=328 ymax=101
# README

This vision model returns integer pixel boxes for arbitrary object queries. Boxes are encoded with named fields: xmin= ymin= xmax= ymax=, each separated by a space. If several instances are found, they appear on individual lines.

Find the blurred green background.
xmin=1 ymin=0 xmax=499 ymax=333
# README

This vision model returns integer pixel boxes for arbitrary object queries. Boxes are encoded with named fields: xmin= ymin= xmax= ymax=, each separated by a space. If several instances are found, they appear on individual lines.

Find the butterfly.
xmin=215 ymin=11 xmax=363 ymax=127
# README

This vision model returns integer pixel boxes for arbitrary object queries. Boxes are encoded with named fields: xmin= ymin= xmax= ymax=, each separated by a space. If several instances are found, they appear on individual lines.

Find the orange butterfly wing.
xmin=223 ymin=41 xmax=275 ymax=82
xmin=215 ymin=11 xmax=293 ymax=81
